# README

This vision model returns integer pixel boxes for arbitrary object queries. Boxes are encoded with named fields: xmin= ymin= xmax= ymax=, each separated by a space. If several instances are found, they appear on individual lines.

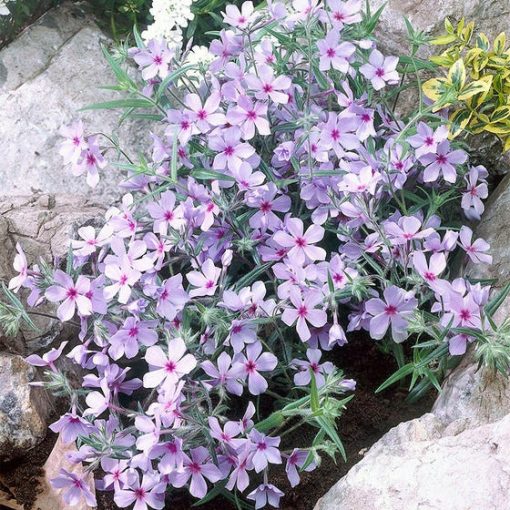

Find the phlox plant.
xmin=2 ymin=1 xmax=510 ymax=509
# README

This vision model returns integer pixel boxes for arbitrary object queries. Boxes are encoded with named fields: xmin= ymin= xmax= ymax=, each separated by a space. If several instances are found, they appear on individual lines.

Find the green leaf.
xmin=234 ymin=262 xmax=272 ymax=290
xmin=133 ymin=25 xmax=145 ymax=49
xmin=191 ymin=168 xmax=235 ymax=181
xmin=80 ymin=98 xmax=154 ymax=111
xmin=101 ymin=44 xmax=136 ymax=89
xmin=156 ymin=64 xmax=198 ymax=100
xmin=1 ymin=283 xmax=39 ymax=332
xmin=315 ymin=416 xmax=346 ymax=462
xmin=486 ymin=282 xmax=510 ymax=317
xmin=375 ymin=363 xmax=414 ymax=393
xmin=310 ymin=372 xmax=320 ymax=414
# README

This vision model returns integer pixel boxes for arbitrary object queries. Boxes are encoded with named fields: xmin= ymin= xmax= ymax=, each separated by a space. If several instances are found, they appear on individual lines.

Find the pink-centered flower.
xmin=273 ymin=217 xmax=326 ymax=264
xmin=45 ymin=271 xmax=92 ymax=321
xmin=143 ymin=338 xmax=197 ymax=389
xmin=186 ymin=259 xmax=222 ymax=298
xmin=459 ymin=226 xmax=492 ymax=264
xmin=235 ymin=342 xmax=278 ymax=395
xmin=365 ymin=286 xmax=417 ymax=343
xmin=317 ymin=29 xmax=355 ymax=72
xmin=282 ymin=288 xmax=328 ymax=342
xmin=360 ymin=49 xmax=399 ymax=90
xmin=419 ymin=141 xmax=467 ymax=183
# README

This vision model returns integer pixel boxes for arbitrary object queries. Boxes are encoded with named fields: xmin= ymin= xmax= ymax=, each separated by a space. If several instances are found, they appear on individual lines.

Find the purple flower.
xmin=72 ymin=136 xmax=106 ymax=188
xmin=248 ymin=429 xmax=282 ymax=472
xmin=133 ymin=39 xmax=174 ymax=80
xmin=319 ymin=112 xmax=360 ymax=158
xmin=104 ymin=257 xmax=142 ymax=304
xmin=209 ymin=127 xmax=256 ymax=173
xmin=365 ymin=286 xmax=417 ymax=343
xmin=235 ymin=342 xmax=277 ymax=395
xmin=324 ymin=0 xmax=362 ymax=28
xmin=317 ymin=29 xmax=355 ymax=72
xmin=143 ymin=338 xmax=197 ymax=389
xmin=45 ymin=270 xmax=92 ymax=321
xmin=247 ymin=483 xmax=284 ymax=509
xmin=407 ymin=122 xmax=448 ymax=158
xmin=246 ymin=65 xmax=292 ymax=104
xmin=412 ymin=251 xmax=447 ymax=287
xmin=247 ymin=183 xmax=291 ymax=231
xmin=419 ymin=141 xmax=467 ymax=183
xmin=459 ymin=226 xmax=492 ymax=264
xmin=109 ymin=317 xmax=158 ymax=360
xmin=273 ymin=217 xmax=326 ymax=264
xmin=226 ymin=445 xmax=253 ymax=491
xmin=462 ymin=166 xmax=488 ymax=220
xmin=155 ymin=274 xmax=189 ymax=320
xmin=147 ymin=190 xmax=184 ymax=234
xmin=184 ymin=91 xmax=226 ymax=133
xmin=282 ymin=288 xmax=327 ymax=342
xmin=208 ymin=417 xmax=245 ymax=449
xmin=26 ymin=341 xmax=67 ymax=371
xmin=384 ymin=216 xmax=434 ymax=245
xmin=201 ymin=352 xmax=244 ymax=395
xmin=8 ymin=242 xmax=29 ymax=292
xmin=227 ymin=96 xmax=270 ymax=139
xmin=51 ymin=468 xmax=97 ymax=507
xmin=114 ymin=473 xmax=165 ymax=510
xmin=71 ymin=224 xmax=113 ymax=256
xmin=49 ymin=412 xmax=93 ymax=443
xmin=291 ymin=348 xmax=334 ymax=387
xmin=170 ymin=447 xmax=223 ymax=498
xmin=59 ymin=120 xmax=87 ymax=164
xmin=223 ymin=1 xmax=256 ymax=28
xmin=286 ymin=449 xmax=316 ymax=487
xmin=360 ymin=49 xmax=399 ymax=90
xmin=186 ymin=259 xmax=222 ymax=297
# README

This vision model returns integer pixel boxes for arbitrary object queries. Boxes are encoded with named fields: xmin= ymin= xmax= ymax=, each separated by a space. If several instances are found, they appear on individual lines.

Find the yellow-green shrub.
xmin=423 ymin=18 xmax=510 ymax=152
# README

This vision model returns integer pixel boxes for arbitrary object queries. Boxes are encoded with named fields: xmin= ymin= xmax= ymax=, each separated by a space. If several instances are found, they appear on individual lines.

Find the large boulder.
xmin=0 ymin=353 xmax=52 ymax=463
xmin=0 ymin=1 xmax=149 ymax=204
xmin=315 ymin=413 xmax=510 ymax=510
xmin=0 ymin=194 xmax=105 ymax=354
xmin=369 ymin=0 xmax=510 ymax=57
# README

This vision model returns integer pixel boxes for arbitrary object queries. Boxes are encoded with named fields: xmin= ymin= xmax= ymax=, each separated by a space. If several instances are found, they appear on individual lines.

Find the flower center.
xmin=375 ymin=68 xmax=385 ymax=77
xmin=297 ymin=305 xmax=308 ymax=318
xmin=385 ymin=305 xmax=397 ymax=316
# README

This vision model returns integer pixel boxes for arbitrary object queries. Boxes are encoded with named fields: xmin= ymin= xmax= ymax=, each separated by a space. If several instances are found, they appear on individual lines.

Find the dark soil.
xmin=2 ymin=335 xmax=434 ymax=510
xmin=0 ymin=422 xmax=58 ymax=510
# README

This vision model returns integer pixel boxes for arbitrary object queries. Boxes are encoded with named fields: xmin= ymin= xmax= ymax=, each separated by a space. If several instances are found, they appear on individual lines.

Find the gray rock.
xmin=0 ymin=194 xmax=105 ymax=354
xmin=315 ymin=413 xmax=510 ymax=510
xmin=0 ymin=2 xmax=150 ymax=204
xmin=0 ymin=353 xmax=52 ymax=463
xmin=369 ymin=0 xmax=510 ymax=57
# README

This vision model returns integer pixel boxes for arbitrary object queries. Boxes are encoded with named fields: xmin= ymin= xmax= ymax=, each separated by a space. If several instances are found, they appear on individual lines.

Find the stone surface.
xmin=33 ymin=435 xmax=96 ymax=510
xmin=432 ymin=349 xmax=510 ymax=428
xmin=0 ymin=1 xmax=149 ymax=204
xmin=0 ymin=194 xmax=105 ymax=354
xmin=369 ymin=0 xmax=510 ymax=57
xmin=315 ymin=413 xmax=510 ymax=510
xmin=0 ymin=353 xmax=52 ymax=463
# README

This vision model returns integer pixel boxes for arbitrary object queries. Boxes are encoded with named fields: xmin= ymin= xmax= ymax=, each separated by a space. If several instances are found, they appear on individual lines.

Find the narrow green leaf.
xmin=80 ymin=98 xmax=154 ymax=111
xmin=375 ymin=363 xmax=414 ymax=393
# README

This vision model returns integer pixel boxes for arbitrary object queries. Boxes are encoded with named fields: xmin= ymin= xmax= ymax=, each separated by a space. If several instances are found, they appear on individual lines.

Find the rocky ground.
xmin=1 ymin=0 xmax=510 ymax=509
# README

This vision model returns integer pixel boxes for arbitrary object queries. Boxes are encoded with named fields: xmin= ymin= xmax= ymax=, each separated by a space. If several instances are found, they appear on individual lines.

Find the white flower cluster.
xmin=0 ymin=0 xmax=11 ymax=16
xmin=142 ymin=0 xmax=195 ymax=48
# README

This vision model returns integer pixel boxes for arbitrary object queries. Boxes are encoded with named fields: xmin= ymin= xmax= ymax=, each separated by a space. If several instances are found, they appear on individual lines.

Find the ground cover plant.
xmin=2 ymin=1 xmax=509 ymax=509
